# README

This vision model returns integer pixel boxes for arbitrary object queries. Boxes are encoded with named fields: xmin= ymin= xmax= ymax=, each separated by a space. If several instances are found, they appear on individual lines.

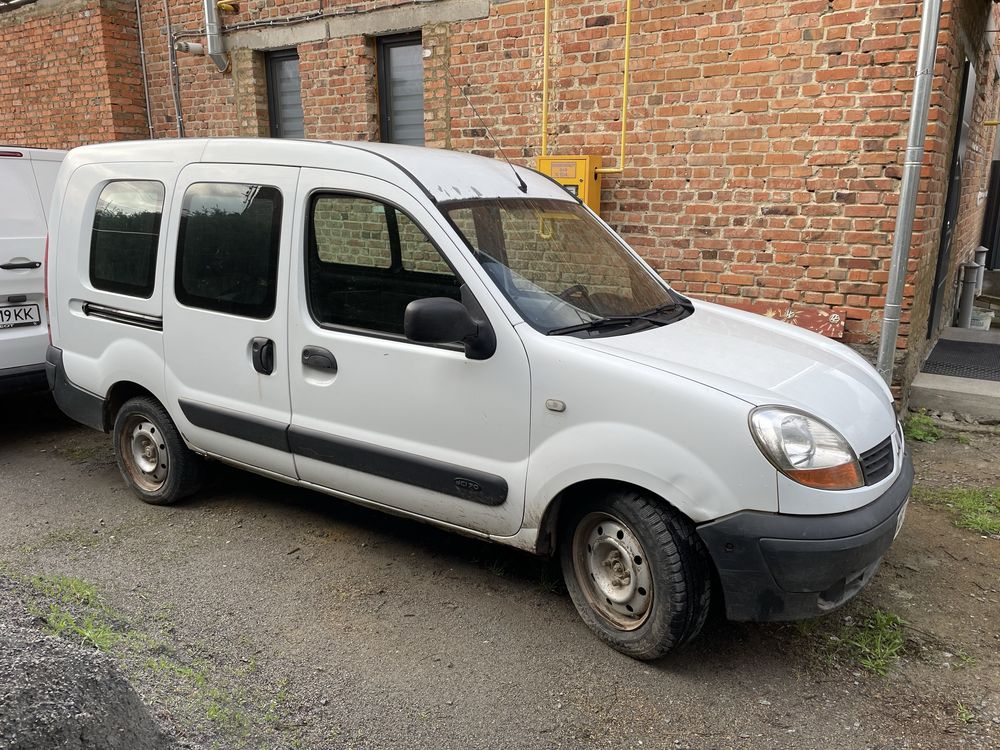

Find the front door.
xmin=286 ymin=169 xmax=530 ymax=536
xmin=163 ymin=163 xmax=300 ymax=477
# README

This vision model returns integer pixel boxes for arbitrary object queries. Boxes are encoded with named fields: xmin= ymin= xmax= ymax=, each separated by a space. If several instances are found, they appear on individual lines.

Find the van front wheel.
xmin=112 ymin=396 xmax=203 ymax=505
xmin=559 ymin=488 xmax=711 ymax=660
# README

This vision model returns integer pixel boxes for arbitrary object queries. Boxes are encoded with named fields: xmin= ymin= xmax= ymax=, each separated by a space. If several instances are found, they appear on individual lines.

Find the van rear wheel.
xmin=112 ymin=396 xmax=203 ymax=505
xmin=559 ymin=488 xmax=711 ymax=660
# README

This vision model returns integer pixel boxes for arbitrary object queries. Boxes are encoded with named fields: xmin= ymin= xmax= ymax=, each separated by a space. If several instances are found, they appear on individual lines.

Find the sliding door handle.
xmin=1 ymin=261 xmax=41 ymax=270
xmin=251 ymin=337 xmax=275 ymax=375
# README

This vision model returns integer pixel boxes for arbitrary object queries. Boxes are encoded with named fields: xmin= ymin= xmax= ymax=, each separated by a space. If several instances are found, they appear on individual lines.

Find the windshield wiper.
xmin=547 ymin=314 xmax=667 ymax=336
xmin=546 ymin=301 xmax=683 ymax=336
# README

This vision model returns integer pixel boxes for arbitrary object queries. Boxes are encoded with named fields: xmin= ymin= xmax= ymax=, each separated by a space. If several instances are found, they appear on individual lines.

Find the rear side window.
xmin=90 ymin=181 xmax=165 ymax=298
xmin=175 ymin=183 xmax=283 ymax=319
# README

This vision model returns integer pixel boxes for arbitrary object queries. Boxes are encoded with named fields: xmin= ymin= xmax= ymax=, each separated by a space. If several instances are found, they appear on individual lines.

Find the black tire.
xmin=559 ymin=487 xmax=712 ymax=660
xmin=112 ymin=396 xmax=203 ymax=505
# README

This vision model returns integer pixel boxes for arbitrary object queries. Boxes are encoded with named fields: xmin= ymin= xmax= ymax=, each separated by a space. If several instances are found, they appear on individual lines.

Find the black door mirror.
xmin=404 ymin=297 xmax=495 ymax=360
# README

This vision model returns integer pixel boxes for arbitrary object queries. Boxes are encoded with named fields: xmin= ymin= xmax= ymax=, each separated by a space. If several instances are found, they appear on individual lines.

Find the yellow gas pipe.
xmin=540 ymin=0 xmax=633 ymax=174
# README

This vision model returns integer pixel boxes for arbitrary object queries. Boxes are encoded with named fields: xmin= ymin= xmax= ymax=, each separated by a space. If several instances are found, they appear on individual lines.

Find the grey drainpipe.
xmin=136 ymin=0 xmax=154 ymax=137
xmin=876 ymin=0 xmax=942 ymax=385
xmin=164 ymin=0 xmax=185 ymax=137
xmin=203 ymin=0 xmax=230 ymax=73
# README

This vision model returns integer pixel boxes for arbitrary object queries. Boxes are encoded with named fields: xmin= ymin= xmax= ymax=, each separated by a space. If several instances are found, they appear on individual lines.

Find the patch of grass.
xmin=957 ymin=702 xmax=976 ymax=723
xmin=30 ymin=573 xmax=98 ymax=606
xmin=904 ymin=411 xmax=943 ymax=443
xmin=837 ymin=609 xmax=907 ymax=676
xmin=955 ymin=433 xmax=972 ymax=446
xmin=802 ymin=609 xmax=908 ymax=676
xmin=913 ymin=486 xmax=1000 ymax=535
xmin=59 ymin=443 xmax=109 ymax=462
xmin=37 ymin=603 xmax=117 ymax=651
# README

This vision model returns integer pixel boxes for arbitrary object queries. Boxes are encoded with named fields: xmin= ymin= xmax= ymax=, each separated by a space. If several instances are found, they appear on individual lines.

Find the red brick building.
xmin=3 ymin=0 xmax=1000 ymax=394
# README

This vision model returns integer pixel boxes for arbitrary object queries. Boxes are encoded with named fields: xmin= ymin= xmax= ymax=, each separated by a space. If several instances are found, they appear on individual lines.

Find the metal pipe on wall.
xmin=202 ymin=0 xmax=230 ymax=72
xmin=541 ymin=0 xmax=551 ymax=156
xmin=539 ymin=0 xmax=633 ymax=172
xmin=136 ymin=0 xmax=154 ymax=138
xmin=595 ymin=0 xmax=632 ymax=176
xmin=164 ymin=0 xmax=186 ymax=137
xmin=876 ymin=0 xmax=942 ymax=385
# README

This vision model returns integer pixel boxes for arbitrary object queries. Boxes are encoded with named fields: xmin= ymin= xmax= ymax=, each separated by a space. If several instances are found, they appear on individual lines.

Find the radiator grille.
xmin=859 ymin=436 xmax=894 ymax=486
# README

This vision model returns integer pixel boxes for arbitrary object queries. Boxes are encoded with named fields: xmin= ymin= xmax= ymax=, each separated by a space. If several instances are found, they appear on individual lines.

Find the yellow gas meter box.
xmin=537 ymin=155 xmax=603 ymax=214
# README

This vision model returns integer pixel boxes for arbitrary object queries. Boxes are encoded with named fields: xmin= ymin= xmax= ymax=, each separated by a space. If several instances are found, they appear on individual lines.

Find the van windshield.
xmin=441 ymin=198 xmax=689 ymax=335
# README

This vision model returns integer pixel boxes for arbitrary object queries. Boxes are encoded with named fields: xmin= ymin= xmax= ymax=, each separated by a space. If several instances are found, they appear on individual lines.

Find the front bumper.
xmin=697 ymin=453 xmax=913 ymax=622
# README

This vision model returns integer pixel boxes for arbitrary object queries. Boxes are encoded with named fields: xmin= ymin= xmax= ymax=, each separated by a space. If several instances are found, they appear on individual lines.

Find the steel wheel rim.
xmin=572 ymin=511 xmax=653 ymax=631
xmin=120 ymin=414 xmax=168 ymax=492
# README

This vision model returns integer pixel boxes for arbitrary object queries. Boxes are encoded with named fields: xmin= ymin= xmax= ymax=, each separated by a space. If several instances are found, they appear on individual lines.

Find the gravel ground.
xmin=0 ymin=393 xmax=998 ymax=749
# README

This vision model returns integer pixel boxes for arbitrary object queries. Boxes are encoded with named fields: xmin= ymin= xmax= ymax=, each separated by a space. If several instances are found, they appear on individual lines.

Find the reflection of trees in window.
xmin=90 ymin=181 xmax=165 ymax=298
xmin=175 ymin=184 xmax=283 ymax=319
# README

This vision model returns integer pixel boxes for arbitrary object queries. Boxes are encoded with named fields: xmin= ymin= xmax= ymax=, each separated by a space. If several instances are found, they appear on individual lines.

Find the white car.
xmin=0 ymin=146 xmax=65 ymax=394
xmin=45 ymin=139 xmax=912 ymax=659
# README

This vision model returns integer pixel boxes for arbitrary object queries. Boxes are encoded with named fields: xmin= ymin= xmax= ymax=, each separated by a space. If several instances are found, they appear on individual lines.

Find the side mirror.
xmin=404 ymin=297 xmax=495 ymax=360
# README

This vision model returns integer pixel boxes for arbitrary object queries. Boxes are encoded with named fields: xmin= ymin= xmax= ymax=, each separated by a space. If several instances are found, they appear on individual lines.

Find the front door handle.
xmin=302 ymin=345 xmax=337 ymax=372
xmin=0 ymin=261 xmax=41 ymax=270
xmin=251 ymin=337 xmax=275 ymax=375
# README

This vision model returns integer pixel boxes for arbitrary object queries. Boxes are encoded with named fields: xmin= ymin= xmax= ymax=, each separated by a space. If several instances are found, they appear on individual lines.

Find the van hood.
xmin=568 ymin=301 xmax=895 ymax=451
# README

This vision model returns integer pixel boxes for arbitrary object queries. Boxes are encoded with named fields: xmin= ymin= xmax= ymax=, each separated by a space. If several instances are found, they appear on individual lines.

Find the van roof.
xmin=62 ymin=138 xmax=577 ymax=205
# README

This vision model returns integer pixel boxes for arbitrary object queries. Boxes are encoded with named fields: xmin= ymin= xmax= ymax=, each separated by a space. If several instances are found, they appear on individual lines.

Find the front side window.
xmin=90 ymin=180 xmax=165 ymax=297
xmin=307 ymin=194 xmax=460 ymax=335
xmin=442 ymin=198 xmax=687 ymax=335
xmin=175 ymin=183 xmax=283 ymax=319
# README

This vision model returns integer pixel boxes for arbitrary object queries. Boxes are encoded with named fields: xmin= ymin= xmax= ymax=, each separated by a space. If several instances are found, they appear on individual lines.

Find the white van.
xmin=0 ymin=146 xmax=65 ymax=394
xmin=46 ymin=139 xmax=912 ymax=658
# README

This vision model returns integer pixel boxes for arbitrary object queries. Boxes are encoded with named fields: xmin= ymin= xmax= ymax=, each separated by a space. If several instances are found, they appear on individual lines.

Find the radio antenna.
xmin=453 ymin=80 xmax=528 ymax=194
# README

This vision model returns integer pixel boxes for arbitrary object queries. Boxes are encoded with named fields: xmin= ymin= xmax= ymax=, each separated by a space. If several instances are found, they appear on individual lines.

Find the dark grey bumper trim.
xmin=45 ymin=345 xmax=106 ymax=432
xmin=697 ymin=453 xmax=914 ymax=622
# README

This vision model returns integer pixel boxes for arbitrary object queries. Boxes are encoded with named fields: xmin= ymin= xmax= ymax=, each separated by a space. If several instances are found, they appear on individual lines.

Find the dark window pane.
xmin=176 ymin=183 xmax=283 ymax=319
xmin=90 ymin=180 xmax=165 ymax=298
xmin=307 ymin=194 xmax=460 ymax=335
xmin=267 ymin=50 xmax=304 ymax=139
xmin=379 ymin=36 xmax=424 ymax=146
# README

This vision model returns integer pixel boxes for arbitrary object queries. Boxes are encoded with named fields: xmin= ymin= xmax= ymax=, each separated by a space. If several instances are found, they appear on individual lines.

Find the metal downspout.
xmin=163 ymin=0 xmax=185 ymax=137
xmin=203 ymin=0 xmax=230 ymax=73
xmin=876 ymin=0 xmax=942 ymax=385
xmin=136 ymin=0 xmax=154 ymax=137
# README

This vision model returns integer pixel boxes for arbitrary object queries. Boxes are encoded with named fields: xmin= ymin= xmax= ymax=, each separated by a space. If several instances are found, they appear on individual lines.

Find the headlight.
xmin=749 ymin=406 xmax=863 ymax=490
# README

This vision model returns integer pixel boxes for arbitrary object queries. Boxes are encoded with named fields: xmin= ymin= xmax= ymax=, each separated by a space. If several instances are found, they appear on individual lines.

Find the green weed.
xmin=904 ymin=412 xmax=943 ymax=443
xmin=914 ymin=486 xmax=1000 ymax=535
xmin=957 ymin=702 xmax=976 ymax=723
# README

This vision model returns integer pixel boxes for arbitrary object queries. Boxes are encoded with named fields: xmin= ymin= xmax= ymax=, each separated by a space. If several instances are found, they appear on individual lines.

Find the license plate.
xmin=0 ymin=303 xmax=41 ymax=329
xmin=894 ymin=499 xmax=909 ymax=540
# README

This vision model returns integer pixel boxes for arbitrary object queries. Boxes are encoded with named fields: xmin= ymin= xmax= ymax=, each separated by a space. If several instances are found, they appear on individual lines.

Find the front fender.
xmin=523 ymin=420 xmax=779 ymax=531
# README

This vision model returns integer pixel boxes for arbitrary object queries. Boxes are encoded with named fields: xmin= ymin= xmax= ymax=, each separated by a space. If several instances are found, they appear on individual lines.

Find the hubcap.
xmin=572 ymin=512 xmax=653 ymax=630
xmin=120 ymin=416 xmax=168 ymax=491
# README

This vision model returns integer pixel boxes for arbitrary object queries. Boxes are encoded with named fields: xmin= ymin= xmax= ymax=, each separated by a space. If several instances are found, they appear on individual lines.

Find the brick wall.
xmin=5 ymin=0 xmax=999 ymax=389
xmin=0 ymin=0 xmax=148 ymax=147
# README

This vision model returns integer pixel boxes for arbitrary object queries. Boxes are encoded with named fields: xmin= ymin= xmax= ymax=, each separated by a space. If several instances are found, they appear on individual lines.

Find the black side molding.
xmin=81 ymin=302 xmax=163 ymax=331
xmin=46 ymin=345 xmax=107 ymax=432
xmin=178 ymin=399 xmax=290 ymax=453
xmin=288 ymin=425 xmax=508 ymax=506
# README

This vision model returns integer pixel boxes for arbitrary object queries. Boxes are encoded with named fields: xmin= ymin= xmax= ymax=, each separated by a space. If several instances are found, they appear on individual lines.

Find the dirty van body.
xmin=45 ymin=139 xmax=913 ymax=659
xmin=0 ymin=146 xmax=65 ymax=395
